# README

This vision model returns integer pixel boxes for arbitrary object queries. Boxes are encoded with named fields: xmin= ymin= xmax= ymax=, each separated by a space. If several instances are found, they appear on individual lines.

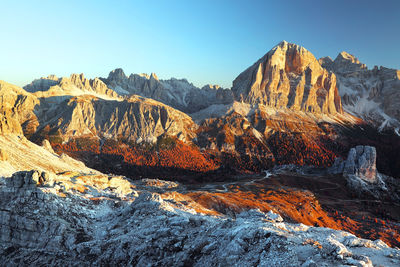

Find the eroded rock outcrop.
xmin=4 ymin=170 xmax=48 ymax=188
xmin=330 ymin=146 xmax=377 ymax=181
xmin=328 ymin=145 xmax=400 ymax=200
xmin=232 ymin=41 xmax=342 ymax=114
xmin=343 ymin=145 xmax=377 ymax=183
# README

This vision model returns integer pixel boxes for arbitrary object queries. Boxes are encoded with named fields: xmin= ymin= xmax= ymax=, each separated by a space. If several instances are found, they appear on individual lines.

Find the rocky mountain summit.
xmin=320 ymin=52 xmax=367 ymax=74
xmin=320 ymin=51 xmax=400 ymax=130
xmin=232 ymin=41 xmax=342 ymax=114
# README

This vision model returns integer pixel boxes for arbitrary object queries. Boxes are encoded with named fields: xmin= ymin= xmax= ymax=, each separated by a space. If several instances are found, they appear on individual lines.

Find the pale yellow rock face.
xmin=232 ymin=41 xmax=342 ymax=114
xmin=0 ymin=81 xmax=39 ymax=135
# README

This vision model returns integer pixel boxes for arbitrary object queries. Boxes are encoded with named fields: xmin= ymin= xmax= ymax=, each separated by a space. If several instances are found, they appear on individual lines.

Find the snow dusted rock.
xmin=321 ymin=51 xmax=400 ymax=129
xmin=266 ymin=210 xmax=284 ymax=222
xmin=1 ymin=173 xmax=399 ymax=266
xmin=236 ymin=209 xmax=283 ymax=222
xmin=343 ymin=145 xmax=377 ymax=183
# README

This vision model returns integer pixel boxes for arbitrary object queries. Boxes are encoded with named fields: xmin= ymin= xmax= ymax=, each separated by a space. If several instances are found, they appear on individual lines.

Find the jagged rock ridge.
xmin=24 ymin=73 xmax=120 ymax=100
xmin=103 ymin=68 xmax=234 ymax=113
xmin=320 ymin=51 xmax=400 ymax=130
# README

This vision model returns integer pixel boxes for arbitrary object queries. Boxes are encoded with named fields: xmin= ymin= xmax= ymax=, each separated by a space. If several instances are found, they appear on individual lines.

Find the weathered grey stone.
xmin=4 ymin=170 xmax=43 ymax=189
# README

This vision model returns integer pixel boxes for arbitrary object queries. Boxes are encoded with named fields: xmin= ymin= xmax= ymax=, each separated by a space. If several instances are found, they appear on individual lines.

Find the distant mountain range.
xmin=1 ymin=41 xmax=400 ymax=177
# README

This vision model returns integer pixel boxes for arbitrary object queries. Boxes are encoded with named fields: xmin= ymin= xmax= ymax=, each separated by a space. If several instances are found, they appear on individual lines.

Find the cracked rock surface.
xmin=1 ymin=171 xmax=399 ymax=266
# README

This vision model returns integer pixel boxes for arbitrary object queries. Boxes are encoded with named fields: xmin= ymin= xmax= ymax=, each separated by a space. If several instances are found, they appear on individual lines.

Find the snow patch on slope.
xmin=342 ymin=95 xmax=399 ymax=131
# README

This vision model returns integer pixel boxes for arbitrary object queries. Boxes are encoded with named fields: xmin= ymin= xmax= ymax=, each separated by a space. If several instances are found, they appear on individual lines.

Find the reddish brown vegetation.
xmin=53 ymin=137 xmax=219 ymax=173
xmin=186 ymin=187 xmax=400 ymax=248
xmin=266 ymin=133 xmax=338 ymax=167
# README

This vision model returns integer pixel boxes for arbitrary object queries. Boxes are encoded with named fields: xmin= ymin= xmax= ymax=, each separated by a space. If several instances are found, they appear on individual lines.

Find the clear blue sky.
xmin=1 ymin=0 xmax=399 ymax=88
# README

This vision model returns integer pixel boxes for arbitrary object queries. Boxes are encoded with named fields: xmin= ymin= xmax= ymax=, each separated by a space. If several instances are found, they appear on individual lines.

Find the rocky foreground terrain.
xmin=1 ymin=168 xmax=400 ymax=266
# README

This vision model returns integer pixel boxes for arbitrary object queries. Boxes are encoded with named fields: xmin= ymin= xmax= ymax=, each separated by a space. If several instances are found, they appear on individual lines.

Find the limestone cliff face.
xmin=0 ymin=81 xmax=39 ymax=135
xmin=37 ymin=95 xmax=197 ymax=143
xmin=232 ymin=41 xmax=342 ymax=114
